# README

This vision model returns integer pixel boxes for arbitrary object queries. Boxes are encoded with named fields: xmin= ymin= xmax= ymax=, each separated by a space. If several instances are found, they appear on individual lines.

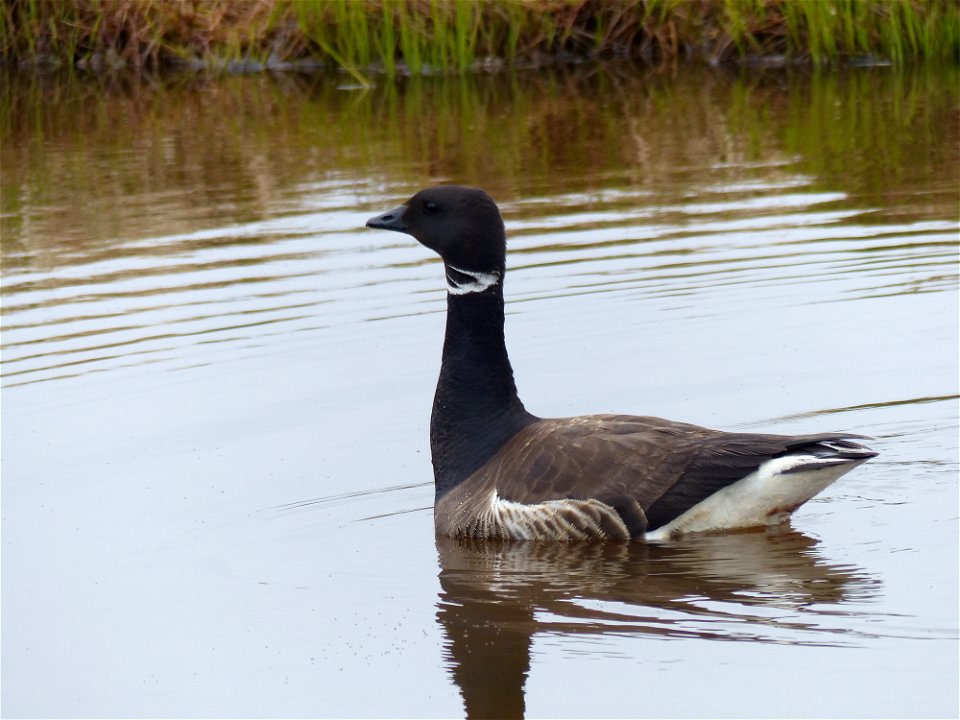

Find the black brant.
xmin=366 ymin=185 xmax=877 ymax=541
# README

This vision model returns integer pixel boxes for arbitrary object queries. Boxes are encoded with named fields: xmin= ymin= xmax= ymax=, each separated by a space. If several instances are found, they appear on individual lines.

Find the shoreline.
xmin=2 ymin=0 xmax=957 ymax=81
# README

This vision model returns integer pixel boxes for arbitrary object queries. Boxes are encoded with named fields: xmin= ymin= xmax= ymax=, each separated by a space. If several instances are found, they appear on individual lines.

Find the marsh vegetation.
xmin=3 ymin=0 xmax=958 ymax=80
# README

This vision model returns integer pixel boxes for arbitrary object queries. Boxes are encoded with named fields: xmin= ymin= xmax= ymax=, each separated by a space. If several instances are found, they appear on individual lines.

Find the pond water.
xmin=2 ymin=65 xmax=958 ymax=718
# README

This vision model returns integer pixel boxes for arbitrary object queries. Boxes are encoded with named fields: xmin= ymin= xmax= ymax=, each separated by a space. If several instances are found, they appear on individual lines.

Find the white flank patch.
xmin=484 ymin=490 xmax=627 ymax=541
xmin=446 ymin=265 xmax=500 ymax=295
xmin=644 ymin=454 xmax=861 ymax=542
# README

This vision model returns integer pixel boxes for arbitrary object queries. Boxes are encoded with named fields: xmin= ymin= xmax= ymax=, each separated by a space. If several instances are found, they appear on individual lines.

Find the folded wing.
xmin=484 ymin=415 xmax=874 ymax=537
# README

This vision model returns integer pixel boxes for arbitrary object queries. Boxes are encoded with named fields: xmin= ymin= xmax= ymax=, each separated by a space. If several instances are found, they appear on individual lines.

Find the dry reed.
xmin=1 ymin=0 xmax=957 ymax=77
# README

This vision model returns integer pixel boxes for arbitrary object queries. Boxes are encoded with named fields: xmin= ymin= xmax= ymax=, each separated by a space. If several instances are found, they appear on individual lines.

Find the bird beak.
xmin=366 ymin=204 xmax=409 ymax=233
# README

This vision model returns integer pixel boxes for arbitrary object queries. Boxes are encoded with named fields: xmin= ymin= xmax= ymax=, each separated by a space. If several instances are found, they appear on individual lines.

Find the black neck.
xmin=430 ymin=278 xmax=536 ymax=498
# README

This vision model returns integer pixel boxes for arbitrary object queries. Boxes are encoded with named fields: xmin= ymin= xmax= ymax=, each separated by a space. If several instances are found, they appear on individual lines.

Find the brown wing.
xmin=480 ymin=414 xmax=867 ymax=537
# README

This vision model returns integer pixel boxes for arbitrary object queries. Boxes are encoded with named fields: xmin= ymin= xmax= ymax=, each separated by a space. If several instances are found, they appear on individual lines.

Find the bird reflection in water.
xmin=435 ymin=529 xmax=879 ymax=719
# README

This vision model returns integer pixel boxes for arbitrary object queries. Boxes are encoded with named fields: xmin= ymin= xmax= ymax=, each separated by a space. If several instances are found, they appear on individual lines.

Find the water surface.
xmin=2 ymin=65 xmax=958 ymax=718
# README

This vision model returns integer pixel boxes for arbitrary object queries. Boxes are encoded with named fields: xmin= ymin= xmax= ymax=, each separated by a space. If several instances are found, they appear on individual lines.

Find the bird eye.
xmin=424 ymin=201 xmax=439 ymax=214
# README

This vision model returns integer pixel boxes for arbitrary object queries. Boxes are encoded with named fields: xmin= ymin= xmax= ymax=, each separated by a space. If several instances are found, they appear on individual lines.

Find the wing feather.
xmin=478 ymin=415 xmax=868 ymax=536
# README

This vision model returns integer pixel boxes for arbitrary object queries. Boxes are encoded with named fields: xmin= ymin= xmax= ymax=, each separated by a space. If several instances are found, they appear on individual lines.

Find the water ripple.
xmin=2 ymin=178 xmax=955 ymax=389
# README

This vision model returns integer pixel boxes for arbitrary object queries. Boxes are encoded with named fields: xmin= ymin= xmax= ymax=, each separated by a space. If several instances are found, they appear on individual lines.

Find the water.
xmin=2 ymin=65 xmax=958 ymax=718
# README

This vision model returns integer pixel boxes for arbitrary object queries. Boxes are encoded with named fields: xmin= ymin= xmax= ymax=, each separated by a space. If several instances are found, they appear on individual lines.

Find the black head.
xmin=366 ymin=185 xmax=506 ymax=275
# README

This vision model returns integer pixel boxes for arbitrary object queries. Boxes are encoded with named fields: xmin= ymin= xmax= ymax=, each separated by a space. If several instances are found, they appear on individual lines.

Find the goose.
xmin=366 ymin=185 xmax=877 ymax=541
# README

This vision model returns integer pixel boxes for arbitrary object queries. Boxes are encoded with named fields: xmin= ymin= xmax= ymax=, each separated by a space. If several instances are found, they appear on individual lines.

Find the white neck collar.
xmin=446 ymin=265 xmax=501 ymax=295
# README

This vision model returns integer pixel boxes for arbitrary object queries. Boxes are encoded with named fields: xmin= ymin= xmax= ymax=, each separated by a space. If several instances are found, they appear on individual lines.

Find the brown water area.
xmin=2 ymin=64 xmax=958 ymax=717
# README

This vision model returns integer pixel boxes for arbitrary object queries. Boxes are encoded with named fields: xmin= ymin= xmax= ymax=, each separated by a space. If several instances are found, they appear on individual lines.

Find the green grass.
xmin=1 ymin=0 xmax=958 ymax=77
